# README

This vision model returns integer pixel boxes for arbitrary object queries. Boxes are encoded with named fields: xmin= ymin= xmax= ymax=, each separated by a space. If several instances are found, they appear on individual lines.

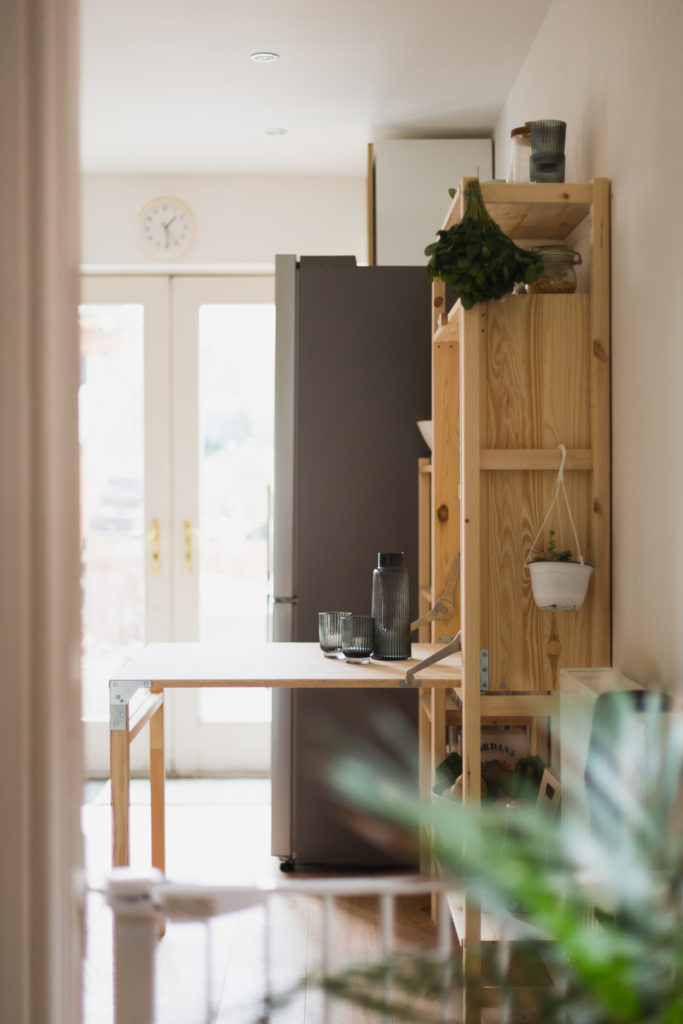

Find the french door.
xmin=79 ymin=275 xmax=275 ymax=775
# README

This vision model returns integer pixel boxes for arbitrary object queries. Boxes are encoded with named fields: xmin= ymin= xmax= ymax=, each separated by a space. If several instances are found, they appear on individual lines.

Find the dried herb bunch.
xmin=425 ymin=179 xmax=543 ymax=309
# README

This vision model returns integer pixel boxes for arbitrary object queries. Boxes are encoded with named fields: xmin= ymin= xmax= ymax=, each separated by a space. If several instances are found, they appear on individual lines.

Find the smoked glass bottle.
xmin=371 ymin=552 xmax=411 ymax=660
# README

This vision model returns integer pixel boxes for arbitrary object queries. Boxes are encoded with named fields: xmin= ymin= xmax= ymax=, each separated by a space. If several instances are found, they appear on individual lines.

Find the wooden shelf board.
xmin=450 ymin=689 xmax=560 ymax=718
xmin=480 ymin=448 xmax=593 ymax=472
xmin=441 ymin=180 xmax=594 ymax=240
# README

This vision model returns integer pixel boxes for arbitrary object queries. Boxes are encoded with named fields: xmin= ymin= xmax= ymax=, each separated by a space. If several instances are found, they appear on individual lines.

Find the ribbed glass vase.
xmin=370 ymin=552 xmax=411 ymax=660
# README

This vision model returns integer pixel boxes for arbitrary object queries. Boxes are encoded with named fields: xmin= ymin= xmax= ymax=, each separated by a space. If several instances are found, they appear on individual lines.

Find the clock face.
xmin=137 ymin=197 xmax=195 ymax=258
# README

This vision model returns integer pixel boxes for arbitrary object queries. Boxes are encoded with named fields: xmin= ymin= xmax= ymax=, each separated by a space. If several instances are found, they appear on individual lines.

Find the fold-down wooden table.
xmin=109 ymin=641 xmax=463 ymax=871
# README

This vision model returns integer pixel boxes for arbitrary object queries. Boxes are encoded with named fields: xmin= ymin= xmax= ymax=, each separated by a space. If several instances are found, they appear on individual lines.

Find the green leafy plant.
xmin=424 ymin=179 xmax=543 ymax=309
xmin=259 ymin=691 xmax=683 ymax=1024
xmin=533 ymin=529 xmax=573 ymax=562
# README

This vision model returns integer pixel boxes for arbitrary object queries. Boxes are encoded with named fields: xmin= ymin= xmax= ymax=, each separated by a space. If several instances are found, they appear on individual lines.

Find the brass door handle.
xmin=150 ymin=519 xmax=161 ymax=574
xmin=184 ymin=519 xmax=193 ymax=573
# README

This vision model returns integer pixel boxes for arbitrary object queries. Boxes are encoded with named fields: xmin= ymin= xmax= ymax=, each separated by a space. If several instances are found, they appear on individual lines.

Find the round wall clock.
xmin=137 ymin=196 xmax=196 ymax=258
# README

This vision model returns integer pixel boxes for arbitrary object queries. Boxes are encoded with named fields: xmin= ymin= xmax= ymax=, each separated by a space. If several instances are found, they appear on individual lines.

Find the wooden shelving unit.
xmin=419 ymin=179 xmax=611 ymax=955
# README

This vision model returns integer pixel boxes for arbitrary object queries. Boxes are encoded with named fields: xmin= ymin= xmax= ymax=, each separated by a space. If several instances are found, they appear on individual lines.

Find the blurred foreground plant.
xmin=259 ymin=690 xmax=683 ymax=1023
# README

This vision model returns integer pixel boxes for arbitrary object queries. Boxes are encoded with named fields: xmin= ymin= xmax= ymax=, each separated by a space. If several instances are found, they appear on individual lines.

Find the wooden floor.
xmin=82 ymin=778 xmax=441 ymax=1024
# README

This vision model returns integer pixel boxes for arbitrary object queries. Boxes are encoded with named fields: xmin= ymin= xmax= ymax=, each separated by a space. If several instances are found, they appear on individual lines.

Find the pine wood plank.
xmin=417 ymin=456 xmax=432 ymax=643
xmin=432 ymin=338 xmax=461 ymax=643
xmin=110 ymin=727 xmax=130 ymax=867
xmin=589 ymin=178 xmax=611 ymax=665
xmin=481 ymin=295 xmax=593 ymax=692
xmin=109 ymin=642 xmax=462 ymax=689
xmin=480 ymin=448 xmax=592 ymax=471
xmin=460 ymin=305 xmax=485 ymax=808
xmin=459 ymin=305 xmax=486 ymax=960
xmin=150 ymin=695 xmax=165 ymax=876
xmin=441 ymin=178 xmax=592 ymax=239
xmin=485 ymin=295 xmax=591 ymax=450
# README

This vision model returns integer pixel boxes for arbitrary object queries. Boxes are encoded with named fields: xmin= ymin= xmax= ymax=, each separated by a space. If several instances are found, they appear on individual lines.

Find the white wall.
xmin=81 ymin=173 xmax=367 ymax=267
xmin=495 ymin=0 xmax=683 ymax=690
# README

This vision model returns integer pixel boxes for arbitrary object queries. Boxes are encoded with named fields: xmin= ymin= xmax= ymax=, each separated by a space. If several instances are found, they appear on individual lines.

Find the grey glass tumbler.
xmin=371 ymin=552 xmax=411 ymax=660
xmin=318 ymin=611 xmax=351 ymax=657
xmin=341 ymin=614 xmax=375 ymax=663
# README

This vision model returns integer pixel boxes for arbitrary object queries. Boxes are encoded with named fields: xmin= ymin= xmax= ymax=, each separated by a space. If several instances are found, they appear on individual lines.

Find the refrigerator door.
xmin=271 ymin=254 xmax=297 ymax=637
xmin=271 ymin=258 xmax=431 ymax=868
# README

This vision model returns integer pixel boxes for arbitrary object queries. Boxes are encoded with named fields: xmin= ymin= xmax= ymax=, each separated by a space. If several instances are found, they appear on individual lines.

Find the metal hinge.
xmin=480 ymin=649 xmax=489 ymax=692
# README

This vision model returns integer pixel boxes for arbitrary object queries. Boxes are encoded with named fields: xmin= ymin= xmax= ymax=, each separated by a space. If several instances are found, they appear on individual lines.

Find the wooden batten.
xmin=460 ymin=304 xmax=485 ymax=805
xmin=417 ymin=457 xmax=432 ymax=644
xmin=589 ymin=178 xmax=611 ymax=665
xmin=480 ymin=448 xmax=593 ymax=471
xmin=432 ymin=327 xmax=461 ymax=643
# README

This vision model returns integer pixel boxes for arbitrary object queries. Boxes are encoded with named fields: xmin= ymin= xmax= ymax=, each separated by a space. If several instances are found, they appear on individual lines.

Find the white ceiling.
xmin=79 ymin=0 xmax=552 ymax=177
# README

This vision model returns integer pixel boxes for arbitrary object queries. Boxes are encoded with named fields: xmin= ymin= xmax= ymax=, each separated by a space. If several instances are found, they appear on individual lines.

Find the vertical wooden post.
xmin=589 ymin=177 xmax=611 ymax=666
xmin=417 ymin=457 xmax=432 ymax=642
xmin=460 ymin=303 xmax=486 ymax=983
xmin=149 ymin=692 xmax=166 ymax=876
xmin=432 ymin=336 xmax=461 ymax=643
xmin=111 ymin=724 xmax=131 ymax=867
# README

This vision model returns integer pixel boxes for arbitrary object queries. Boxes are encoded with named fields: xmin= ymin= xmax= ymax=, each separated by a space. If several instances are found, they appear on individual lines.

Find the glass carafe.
xmin=371 ymin=552 xmax=411 ymax=660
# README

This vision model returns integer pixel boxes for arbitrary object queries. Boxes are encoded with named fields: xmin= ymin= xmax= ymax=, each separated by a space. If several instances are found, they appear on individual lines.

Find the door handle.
xmin=150 ymin=519 xmax=161 ymax=574
xmin=184 ymin=519 xmax=193 ymax=573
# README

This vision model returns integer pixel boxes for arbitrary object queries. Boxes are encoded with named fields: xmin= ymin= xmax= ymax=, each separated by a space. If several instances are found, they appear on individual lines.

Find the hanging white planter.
xmin=527 ymin=559 xmax=593 ymax=611
xmin=525 ymin=445 xmax=594 ymax=612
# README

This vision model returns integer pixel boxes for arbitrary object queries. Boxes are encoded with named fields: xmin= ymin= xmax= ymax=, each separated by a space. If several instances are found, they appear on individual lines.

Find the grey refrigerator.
xmin=270 ymin=255 xmax=430 ymax=870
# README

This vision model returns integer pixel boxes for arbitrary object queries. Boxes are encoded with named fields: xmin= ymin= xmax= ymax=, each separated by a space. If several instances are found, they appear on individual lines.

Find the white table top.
xmin=110 ymin=641 xmax=462 ymax=689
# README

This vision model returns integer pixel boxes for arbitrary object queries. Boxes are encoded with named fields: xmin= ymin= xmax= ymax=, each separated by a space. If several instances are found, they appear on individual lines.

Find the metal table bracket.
xmin=109 ymin=680 xmax=152 ymax=731
xmin=401 ymin=632 xmax=462 ymax=687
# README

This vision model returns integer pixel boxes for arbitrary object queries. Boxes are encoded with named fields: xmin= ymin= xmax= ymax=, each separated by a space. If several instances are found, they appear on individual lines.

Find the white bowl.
xmin=416 ymin=420 xmax=433 ymax=451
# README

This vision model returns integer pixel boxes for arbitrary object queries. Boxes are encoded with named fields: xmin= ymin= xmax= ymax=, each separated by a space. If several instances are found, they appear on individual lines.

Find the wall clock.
xmin=137 ymin=196 xmax=196 ymax=258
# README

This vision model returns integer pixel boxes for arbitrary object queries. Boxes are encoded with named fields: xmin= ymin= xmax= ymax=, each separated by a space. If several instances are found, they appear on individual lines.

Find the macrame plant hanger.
xmin=525 ymin=444 xmax=586 ymax=566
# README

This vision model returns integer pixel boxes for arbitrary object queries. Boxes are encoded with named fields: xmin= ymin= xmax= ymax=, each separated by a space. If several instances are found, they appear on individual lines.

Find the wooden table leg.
xmin=111 ymin=724 xmax=131 ymax=867
xmin=149 ymin=692 xmax=165 ymax=876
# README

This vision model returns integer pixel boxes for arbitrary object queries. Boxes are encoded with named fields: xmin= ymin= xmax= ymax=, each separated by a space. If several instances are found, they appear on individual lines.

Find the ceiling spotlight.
xmin=251 ymin=51 xmax=279 ymax=62
xmin=265 ymin=127 xmax=287 ymax=136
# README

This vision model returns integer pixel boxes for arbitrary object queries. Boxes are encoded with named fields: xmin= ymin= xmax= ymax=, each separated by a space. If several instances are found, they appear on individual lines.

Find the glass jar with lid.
xmin=526 ymin=244 xmax=582 ymax=293
xmin=506 ymin=123 xmax=531 ymax=183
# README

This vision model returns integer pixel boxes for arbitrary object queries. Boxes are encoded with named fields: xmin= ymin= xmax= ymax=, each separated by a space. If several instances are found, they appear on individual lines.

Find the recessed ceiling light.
xmin=251 ymin=51 xmax=279 ymax=62
xmin=265 ymin=127 xmax=287 ymax=136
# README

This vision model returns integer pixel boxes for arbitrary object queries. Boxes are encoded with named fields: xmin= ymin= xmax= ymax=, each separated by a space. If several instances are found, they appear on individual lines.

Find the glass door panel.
xmin=79 ymin=277 xmax=171 ymax=775
xmin=79 ymin=302 xmax=145 ymax=719
xmin=171 ymin=277 xmax=275 ymax=773
xmin=198 ymin=302 xmax=275 ymax=726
